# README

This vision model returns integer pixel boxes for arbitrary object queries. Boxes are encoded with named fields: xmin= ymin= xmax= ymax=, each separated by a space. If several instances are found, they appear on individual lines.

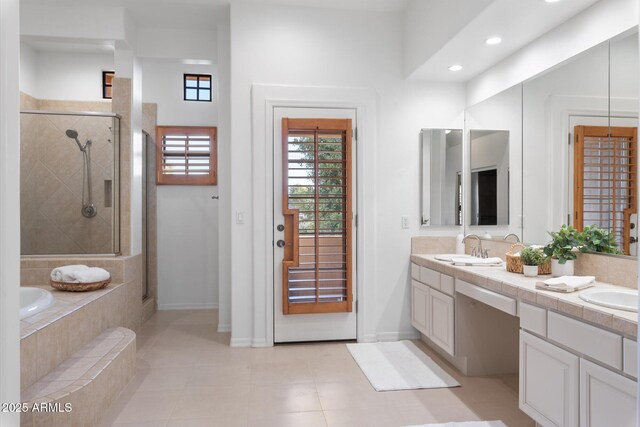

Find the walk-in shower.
xmin=65 ymin=129 xmax=97 ymax=218
xmin=20 ymin=110 xmax=121 ymax=255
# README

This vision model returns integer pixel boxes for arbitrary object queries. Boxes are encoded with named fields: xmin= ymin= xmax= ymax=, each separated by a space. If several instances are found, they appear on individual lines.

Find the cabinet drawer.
xmin=548 ymin=311 xmax=622 ymax=370
xmin=420 ymin=266 xmax=440 ymax=289
xmin=520 ymin=302 xmax=547 ymax=337
xmin=455 ymin=279 xmax=517 ymax=316
xmin=580 ymin=359 xmax=637 ymax=427
xmin=411 ymin=263 xmax=420 ymax=280
xmin=440 ymin=274 xmax=454 ymax=296
xmin=520 ymin=331 xmax=579 ymax=427
xmin=429 ymin=288 xmax=455 ymax=356
xmin=623 ymin=338 xmax=637 ymax=379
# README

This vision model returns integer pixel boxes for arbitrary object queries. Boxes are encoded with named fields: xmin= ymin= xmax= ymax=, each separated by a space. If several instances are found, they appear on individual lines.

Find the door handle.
xmin=277 ymin=224 xmax=285 ymax=232
xmin=276 ymin=240 xmax=285 ymax=248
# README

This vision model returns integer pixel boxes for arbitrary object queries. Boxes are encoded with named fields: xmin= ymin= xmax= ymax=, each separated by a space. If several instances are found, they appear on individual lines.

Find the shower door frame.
xmin=19 ymin=110 xmax=122 ymax=256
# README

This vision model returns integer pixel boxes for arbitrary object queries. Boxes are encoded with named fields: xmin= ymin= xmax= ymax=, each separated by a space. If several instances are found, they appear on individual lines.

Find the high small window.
xmin=102 ymin=71 xmax=114 ymax=99
xmin=156 ymin=126 xmax=217 ymax=185
xmin=184 ymin=74 xmax=212 ymax=102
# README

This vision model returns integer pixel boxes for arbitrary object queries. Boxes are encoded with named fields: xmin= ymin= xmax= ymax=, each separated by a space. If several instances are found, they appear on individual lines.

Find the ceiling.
xmin=408 ymin=0 xmax=602 ymax=82
xmin=19 ymin=0 xmax=611 ymax=83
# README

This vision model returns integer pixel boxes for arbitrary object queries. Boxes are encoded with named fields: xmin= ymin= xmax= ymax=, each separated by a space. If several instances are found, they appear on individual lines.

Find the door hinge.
xmin=354 ymin=214 xmax=358 ymax=227
xmin=353 ymin=128 xmax=357 ymax=141
xmin=567 ymin=214 xmax=571 ymax=225
xmin=355 ymin=299 xmax=358 ymax=312
xmin=568 ymin=132 xmax=571 ymax=145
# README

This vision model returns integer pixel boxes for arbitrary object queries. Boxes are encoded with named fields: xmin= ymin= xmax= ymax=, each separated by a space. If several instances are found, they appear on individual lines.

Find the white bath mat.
xmin=346 ymin=340 xmax=460 ymax=391
xmin=406 ymin=422 xmax=507 ymax=427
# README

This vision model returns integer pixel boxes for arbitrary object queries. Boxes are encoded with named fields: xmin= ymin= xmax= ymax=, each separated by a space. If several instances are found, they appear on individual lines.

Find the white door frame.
xmin=251 ymin=84 xmax=378 ymax=347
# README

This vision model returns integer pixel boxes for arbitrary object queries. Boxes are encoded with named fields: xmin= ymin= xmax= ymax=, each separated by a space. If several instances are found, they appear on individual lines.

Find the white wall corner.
xmin=230 ymin=337 xmax=253 ymax=348
xmin=0 ymin=0 xmax=22 ymax=424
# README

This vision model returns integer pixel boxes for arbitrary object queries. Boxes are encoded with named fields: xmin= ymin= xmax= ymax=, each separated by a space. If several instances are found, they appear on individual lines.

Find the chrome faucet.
xmin=463 ymin=234 xmax=487 ymax=258
xmin=503 ymin=233 xmax=520 ymax=243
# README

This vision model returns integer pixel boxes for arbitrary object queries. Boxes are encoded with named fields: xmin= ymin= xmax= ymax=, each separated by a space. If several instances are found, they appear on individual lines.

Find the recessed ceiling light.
xmin=449 ymin=64 xmax=463 ymax=72
xmin=485 ymin=36 xmax=502 ymax=45
xmin=545 ymin=0 xmax=561 ymax=3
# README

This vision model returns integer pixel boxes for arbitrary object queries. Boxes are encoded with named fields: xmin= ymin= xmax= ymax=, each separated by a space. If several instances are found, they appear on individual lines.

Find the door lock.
xmin=277 ymin=224 xmax=285 ymax=232
xmin=276 ymin=240 xmax=286 ymax=248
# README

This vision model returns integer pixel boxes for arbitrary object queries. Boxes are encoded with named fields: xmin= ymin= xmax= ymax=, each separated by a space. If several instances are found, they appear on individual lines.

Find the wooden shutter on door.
xmin=282 ymin=118 xmax=353 ymax=315
xmin=574 ymin=125 xmax=637 ymax=254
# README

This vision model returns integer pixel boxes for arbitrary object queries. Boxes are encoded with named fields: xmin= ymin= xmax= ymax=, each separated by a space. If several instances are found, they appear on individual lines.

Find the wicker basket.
xmin=505 ymin=243 xmax=552 ymax=275
xmin=506 ymin=243 xmax=526 ymax=273
xmin=50 ymin=278 xmax=111 ymax=292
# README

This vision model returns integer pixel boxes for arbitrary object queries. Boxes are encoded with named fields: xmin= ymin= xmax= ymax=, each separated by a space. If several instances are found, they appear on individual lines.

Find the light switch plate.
xmin=401 ymin=215 xmax=409 ymax=229
xmin=236 ymin=211 xmax=245 ymax=224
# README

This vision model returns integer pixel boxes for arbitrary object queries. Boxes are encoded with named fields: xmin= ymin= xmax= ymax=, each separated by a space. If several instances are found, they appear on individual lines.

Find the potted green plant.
xmin=579 ymin=225 xmax=621 ymax=255
xmin=520 ymin=246 xmax=545 ymax=277
xmin=543 ymin=224 xmax=580 ymax=277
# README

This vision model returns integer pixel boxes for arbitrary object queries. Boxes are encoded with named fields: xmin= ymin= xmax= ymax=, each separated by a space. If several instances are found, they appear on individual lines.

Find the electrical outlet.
xmin=401 ymin=215 xmax=409 ymax=229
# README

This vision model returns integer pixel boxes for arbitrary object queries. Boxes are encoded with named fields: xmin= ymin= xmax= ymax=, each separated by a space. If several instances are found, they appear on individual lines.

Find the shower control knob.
xmin=276 ymin=240 xmax=286 ymax=248
xmin=81 ymin=204 xmax=97 ymax=218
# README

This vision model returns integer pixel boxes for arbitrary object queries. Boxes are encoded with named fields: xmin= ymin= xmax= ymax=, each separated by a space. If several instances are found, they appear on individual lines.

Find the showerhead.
xmin=65 ymin=129 xmax=85 ymax=152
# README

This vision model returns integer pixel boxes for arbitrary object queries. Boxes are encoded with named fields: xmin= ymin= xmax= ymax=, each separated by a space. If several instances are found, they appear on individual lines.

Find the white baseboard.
xmin=376 ymin=331 xmax=420 ymax=342
xmin=217 ymin=323 xmax=231 ymax=333
xmin=230 ymin=337 xmax=252 ymax=347
xmin=361 ymin=334 xmax=378 ymax=343
xmin=157 ymin=302 xmax=219 ymax=310
xmin=251 ymin=338 xmax=270 ymax=347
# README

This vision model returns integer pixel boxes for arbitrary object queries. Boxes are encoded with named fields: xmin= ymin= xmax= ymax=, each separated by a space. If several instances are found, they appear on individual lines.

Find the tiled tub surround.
xmin=20 ymin=254 xmax=143 ymax=391
xmin=21 ymin=328 xmax=136 ymax=427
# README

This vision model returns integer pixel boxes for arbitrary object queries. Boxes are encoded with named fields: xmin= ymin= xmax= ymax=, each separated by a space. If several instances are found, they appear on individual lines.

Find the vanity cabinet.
xmin=429 ymin=289 xmax=454 ymax=355
xmin=520 ymin=307 xmax=638 ymax=427
xmin=410 ymin=263 xmax=455 ymax=356
xmin=580 ymin=359 xmax=637 ymax=427
xmin=520 ymin=331 xmax=579 ymax=427
xmin=411 ymin=280 xmax=429 ymax=335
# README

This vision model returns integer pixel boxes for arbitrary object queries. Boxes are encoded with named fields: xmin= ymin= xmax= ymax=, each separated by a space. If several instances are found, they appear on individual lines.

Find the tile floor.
xmin=99 ymin=310 xmax=535 ymax=427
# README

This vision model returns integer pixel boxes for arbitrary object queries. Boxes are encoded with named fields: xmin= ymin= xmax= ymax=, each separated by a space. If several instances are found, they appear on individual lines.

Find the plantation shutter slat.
xmin=281 ymin=118 xmax=353 ymax=315
xmin=156 ymin=126 xmax=217 ymax=185
xmin=574 ymin=125 xmax=637 ymax=254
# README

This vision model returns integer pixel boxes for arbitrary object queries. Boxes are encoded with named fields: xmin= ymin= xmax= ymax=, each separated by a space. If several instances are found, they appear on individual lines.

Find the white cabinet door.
xmin=580 ymin=359 xmax=637 ymax=427
xmin=429 ymin=288 xmax=454 ymax=356
xmin=411 ymin=280 xmax=429 ymax=335
xmin=520 ymin=331 xmax=579 ymax=427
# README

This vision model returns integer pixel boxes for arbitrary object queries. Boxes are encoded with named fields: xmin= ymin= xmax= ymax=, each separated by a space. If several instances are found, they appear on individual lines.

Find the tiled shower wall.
xmin=20 ymin=108 xmax=118 ymax=254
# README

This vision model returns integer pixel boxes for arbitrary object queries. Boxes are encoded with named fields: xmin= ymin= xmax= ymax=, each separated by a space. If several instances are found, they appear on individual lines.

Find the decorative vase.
xmin=551 ymin=259 xmax=574 ymax=277
xmin=523 ymin=265 xmax=538 ymax=277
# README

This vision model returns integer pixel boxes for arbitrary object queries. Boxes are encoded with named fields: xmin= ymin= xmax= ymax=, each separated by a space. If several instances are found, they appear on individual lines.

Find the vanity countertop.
xmin=411 ymin=254 xmax=638 ymax=338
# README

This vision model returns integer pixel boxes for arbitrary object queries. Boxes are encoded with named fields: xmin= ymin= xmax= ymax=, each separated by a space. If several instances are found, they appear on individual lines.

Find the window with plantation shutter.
xmin=156 ymin=126 xmax=217 ymax=185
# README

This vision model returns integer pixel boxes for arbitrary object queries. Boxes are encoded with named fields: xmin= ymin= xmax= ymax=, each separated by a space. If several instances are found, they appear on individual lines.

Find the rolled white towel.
xmin=69 ymin=267 xmax=111 ymax=284
xmin=535 ymin=276 xmax=595 ymax=293
xmin=51 ymin=265 xmax=89 ymax=282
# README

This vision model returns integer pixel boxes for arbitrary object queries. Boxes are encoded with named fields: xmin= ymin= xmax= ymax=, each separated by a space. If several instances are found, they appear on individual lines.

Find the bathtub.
xmin=20 ymin=287 xmax=55 ymax=319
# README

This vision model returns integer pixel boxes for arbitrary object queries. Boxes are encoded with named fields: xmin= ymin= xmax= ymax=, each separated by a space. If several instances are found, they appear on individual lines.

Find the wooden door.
xmin=273 ymin=108 xmax=357 ymax=343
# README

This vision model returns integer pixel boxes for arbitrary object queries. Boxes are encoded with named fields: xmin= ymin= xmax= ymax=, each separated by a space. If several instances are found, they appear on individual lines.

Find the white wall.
xmin=19 ymin=48 xmax=114 ymax=101
xmin=19 ymin=42 xmax=37 ymax=97
xmin=156 ymin=186 xmax=219 ymax=309
xmin=141 ymin=58 xmax=219 ymax=310
xmin=0 ymin=0 xmax=22 ymax=423
xmin=230 ymin=2 xmax=465 ymax=345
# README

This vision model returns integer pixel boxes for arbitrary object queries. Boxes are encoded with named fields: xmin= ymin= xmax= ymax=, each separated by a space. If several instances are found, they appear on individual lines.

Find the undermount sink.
xmin=434 ymin=254 xmax=473 ymax=262
xmin=579 ymin=288 xmax=638 ymax=312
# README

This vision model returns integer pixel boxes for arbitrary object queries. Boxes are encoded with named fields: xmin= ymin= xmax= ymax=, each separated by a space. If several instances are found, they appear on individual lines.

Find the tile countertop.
xmin=410 ymin=254 xmax=638 ymax=339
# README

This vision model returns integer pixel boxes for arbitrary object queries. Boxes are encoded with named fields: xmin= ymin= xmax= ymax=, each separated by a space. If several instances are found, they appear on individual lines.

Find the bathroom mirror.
xmin=420 ymin=128 xmax=463 ymax=227
xmin=464 ymin=84 xmax=522 ymax=235
xmin=522 ymin=28 xmax=638 ymax=257
xmin=469 ymin=130 xmax=509 ymax=226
